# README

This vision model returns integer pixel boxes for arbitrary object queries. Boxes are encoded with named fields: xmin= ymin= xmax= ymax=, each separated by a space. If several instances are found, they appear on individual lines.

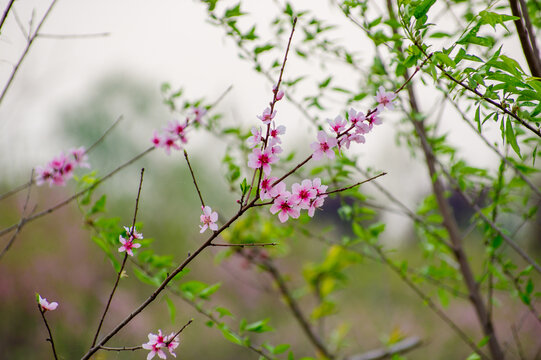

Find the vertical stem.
xmin=509 ymin=0 xmax=541 ymax=77
xmin=387 ymin=2 xmax=504 ymax=359
xmin=39 ymin=306 xmax=59 ymax=360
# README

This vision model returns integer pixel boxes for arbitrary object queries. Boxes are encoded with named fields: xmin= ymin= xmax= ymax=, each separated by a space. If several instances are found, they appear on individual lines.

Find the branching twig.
xmin=0 ymin=170 xmax=34 ymax=259
xmin=0 ymin=0 xmax=59 ymax=107
xmin=91 ymin=169 xmax=145 ymax=347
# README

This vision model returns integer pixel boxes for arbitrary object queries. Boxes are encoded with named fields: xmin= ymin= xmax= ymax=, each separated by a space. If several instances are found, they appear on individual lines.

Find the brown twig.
xmin=322 ymin=172 xmax=386 ymax=196
xmin=0 ymin=170 xmax=34 ymax=259
xmin=38 ymin=304 xmax=59 ymax=360
xmin=210 ymin=242 xmax=277 ymax=247
xmin=99 ymin=345 xmax=141 ymax=352
xmin=509 ymin=0 xmax=541 ymax=77
xmin=183 ymin=150 xmax=205 ymax=208
xmin=91 ymin=169 xmax=145 ymax=347
xmin=258 ymin=257 xmax=334 ymax=359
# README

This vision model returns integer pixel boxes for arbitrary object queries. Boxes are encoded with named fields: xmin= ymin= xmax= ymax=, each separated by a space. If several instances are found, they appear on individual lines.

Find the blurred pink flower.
xmin=37 ymin=294 xmax=58 ymax=312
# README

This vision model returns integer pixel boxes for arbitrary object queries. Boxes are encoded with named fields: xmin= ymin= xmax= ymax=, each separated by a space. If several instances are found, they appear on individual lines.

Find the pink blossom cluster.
xmin=118 ymin=226 xmax=143 ymax=256
xmin=142 ymin=330 xmax=179 ymax=360
xmin=311 ymin=86 xmax=396 ymax=159
xmin=35 ymin=147 xmax=90 ymax=187
xmin=262 ymin=176 xmax=328 ymax=222
xmin=151 ymin=107 xmax=207 ymax=155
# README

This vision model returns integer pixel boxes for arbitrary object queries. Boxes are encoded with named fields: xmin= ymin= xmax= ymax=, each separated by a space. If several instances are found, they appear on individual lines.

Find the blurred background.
xmin=0 ymin=0 xmax=540 ymax=359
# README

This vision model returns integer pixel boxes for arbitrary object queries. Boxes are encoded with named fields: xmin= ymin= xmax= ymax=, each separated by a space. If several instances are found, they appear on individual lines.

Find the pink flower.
xmin=310 ymin=131 xmax=338 ymax=161
xmin=327 ymin=115 xmax=347 ymax=134
xmin=124 ymin=226 xmax=143 ymax=240
xmin=165 ymin=333 xmax=180 ymax=357
xmin=152 ymin=131 xmax=163 ymax=147
xmin=162 ymin=133 xmax=182 ymax=155
xmin=247 ymin=148 xmax=278 ymax=175
xmin=166 ymin=120 xmax=189 ymax=144
xmin=260 ymin=175 xmax=279 ymax=200
xmin=273 ymin=84 xmax=285 ymax=101
xmin=192 ymin=107 xmax=207 ymax=124
xmin=200 ymin=206 xmax=218 ymax=233
xmin=143 ymin=330 xmax=167 ymax=360
xmin=257 ymin=107 xmax=276 ymax=125
xmin=270 ymin=193 xmax=300 ymax=223
xmin=269 ymin=181 xmax=287 ymax=198
xmin=246 ymin=127 xmax=262 ymax=149
xmin=375 ymin=86 xmax=396 ymax=111
xmin=38 ymin=294 xmax=58 ymax=312
xmin=308 ymin=196 xmax=326 ymax=217
xmin=308 ymin=178 xmax=328 ymax=217
xmin=290 ymin=179 xmax=317 ymax=209
xmin=348 ymin=108 xmax=369 ymax=134
xmin=35 ymin=165 xmax=54 ymax=186
xmin=339 ymin=132 xmax=365 ymax=150
xmin=367 ymin=109 xmax=382 ymax=129
xmin=70 ymin=147 xmax=90 ymax=168
xmin=118 ymin=235 xmax=141 ymax=256
xmin=269 ymin=122 xmax=286 ymax=144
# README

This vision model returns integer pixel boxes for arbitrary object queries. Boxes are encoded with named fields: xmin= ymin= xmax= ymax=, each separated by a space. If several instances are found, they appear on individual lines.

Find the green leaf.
xmin=87 ymin=194 xmax=107 ymax=216
xmin=224 ymin=3 xmax=244 ymax=18
xmin=244 ymin=319 xmax=273 ymax=333
xmin=215 ymin=306 xmax=233 ymax=318
xmin=164 ymin=296 xmax=176 ymax=324
xmin=505 ymin=117 xmax=522 ymax=157
xmin=218 ymin=324 xmax=244 ymax=345
xmin=199 ymin=283 xmax=221 ymax=299
xmin=413 ymin=0 xmax=436 ymax=19
xmin=466 ymin=353 xmax=481 ymax=360
xmin=254 ymin=44 xmax=274 ymax=55
xmin=133 ymin=267 xmax=161 ymax=286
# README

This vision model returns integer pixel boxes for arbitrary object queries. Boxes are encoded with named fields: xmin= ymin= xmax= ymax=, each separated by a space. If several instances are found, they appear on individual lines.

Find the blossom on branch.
xmin=37 ymin=294 xmax=58 ymax=312
xmin=257 ymin=107 xmax=276 ymax=125
xmin=310 ymin=131 xmax=337 ymax=161
xmin=375 ymin=86 xmax=396 ymax=111
xmin=35 ymin=147 xmax=91 ymax=187
xmin=118 ymin=225 xmax=143 ymax=256
xmin=247 ymin=147 xmax=278 ymax=175
xmin=142 ymin=330 xmax=180 ymax=360
xmin=270 ymin=193 xmax=300 ymax=223
xmin=200 ymin=206 xmax=218 ymax=233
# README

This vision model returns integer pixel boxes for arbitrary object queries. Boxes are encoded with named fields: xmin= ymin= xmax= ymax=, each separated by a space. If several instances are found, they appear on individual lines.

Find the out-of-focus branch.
xmin=0 ymin=0 xmax=59 ymax=107
xmin=346 ymin=336 xmax=422 ymax=360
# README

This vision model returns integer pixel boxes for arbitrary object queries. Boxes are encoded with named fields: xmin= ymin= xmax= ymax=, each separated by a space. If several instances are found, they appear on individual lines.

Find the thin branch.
xmin=415 ymin=41 xmax=541 ymax=138
xmin=183 ymin=150 xmax=205 ymax=208
xmin=0 ymin=0 xmax=15 ymax=30
xmin=86 ymin=115 xmax=123 ymax=154
xmin=99 ymin=345 xmax=141 ymax=352
xmin=322 ymin=172 xmax=386 ymax=196
xmin=511 ymin=324 xmax=526 ymax=360
xmin=208 ymin=85 xmax=233 ymax=110
xmin=346 ymin=336 xmax=422 ymax=360
xmin=259 ymin=257 xmax=334 ymax=359
xmin=0 ymin=147 xmax=154 ymax=238
xmin=0 ymin=0 xmax=59 ymax=107
xmin=210 ymin=242 xmax=277 ymax=247
xmin=37 ymin=32 xmax=110 ymax=39
xmin=91 ymin=169 xmax=145 ymax=347
xmin=38 ymin=305 xmax=59 ymax=360
xmin=0 ymin=170 xmax=34 ymax=259
xmin=166 ymin=318 xmax=193 ymax=346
